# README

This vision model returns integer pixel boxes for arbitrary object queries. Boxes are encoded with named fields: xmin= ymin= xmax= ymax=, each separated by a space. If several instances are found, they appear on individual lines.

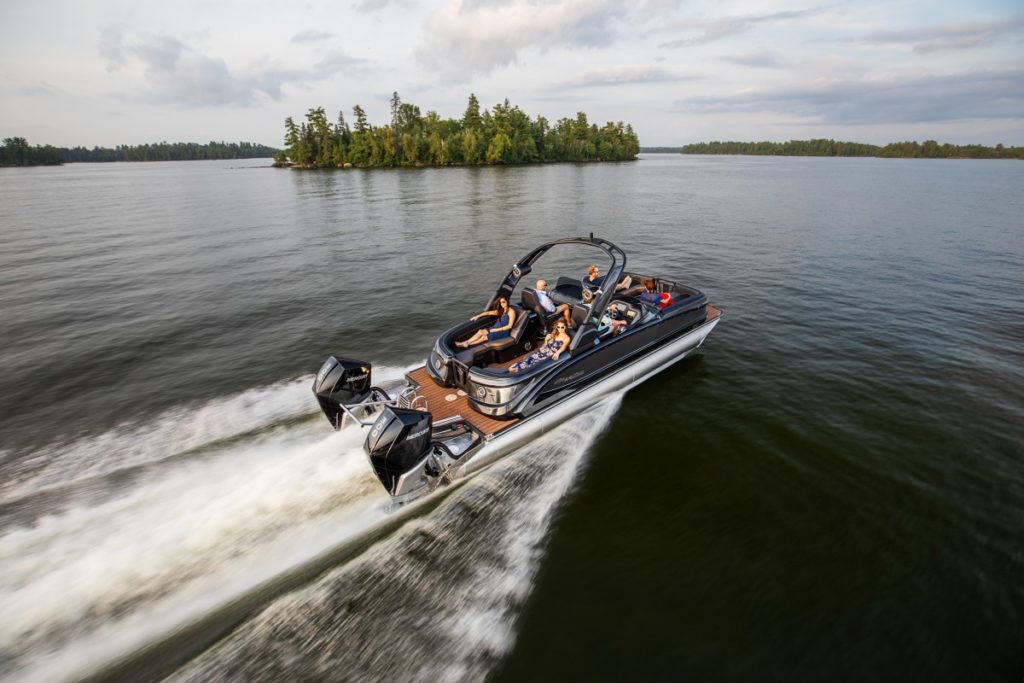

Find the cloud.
xmin=312 ymin=50 xmax=367 ymax=76
xmin=416 ymin=0 xmax=631 ymax=80
xmin=557 ymin=65 xmax=699 ymax=89
xmin=102 ymin=32 xmax=366 ymax=107
xmin=21 ymin=83 xmax=57 ymax=97
xmin=290 ymin=30 xmax=336 ymax=44
xmin=659 ymin=7 xmax=822 ymax=48
xmin=133 ymin=42 xmax=261 ymax=106
xmin=858 ymin=16 xmax=1024 ymax=53
xmin=674 ymin=69 xmax=1024 ymax=125
xmin=720 ymin=49 xmax=786 ymax=69
xmin=354 ymin=0 xmax=405 ymax=11
xmin=134 ymin=35 xmax=187 ymax=71
xmin=98 ymin=25 xmax=127 ymax=72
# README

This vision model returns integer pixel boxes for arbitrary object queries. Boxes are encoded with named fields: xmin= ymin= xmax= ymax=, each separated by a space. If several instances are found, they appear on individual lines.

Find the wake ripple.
xmin=0 ymin=368 xmax=410 ymax=682
xmin=171 ymin=397 xmax=622 ymax=682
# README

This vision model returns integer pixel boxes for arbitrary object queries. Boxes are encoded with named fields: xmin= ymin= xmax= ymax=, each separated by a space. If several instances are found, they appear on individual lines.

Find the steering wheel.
xmin=582 ymin=288 xmax=595 ymax=304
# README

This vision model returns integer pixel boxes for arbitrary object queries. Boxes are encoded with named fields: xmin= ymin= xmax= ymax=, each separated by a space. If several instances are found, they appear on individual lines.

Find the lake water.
xmin=0 ymin=155 xmax=1022 ymax=681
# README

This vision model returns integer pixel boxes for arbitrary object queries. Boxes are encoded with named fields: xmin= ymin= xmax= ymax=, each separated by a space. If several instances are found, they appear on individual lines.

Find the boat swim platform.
xmin=406 ymin=366 xmax=518 ymax=437
xmin=405 ymin=304 xmax=719 ymax=438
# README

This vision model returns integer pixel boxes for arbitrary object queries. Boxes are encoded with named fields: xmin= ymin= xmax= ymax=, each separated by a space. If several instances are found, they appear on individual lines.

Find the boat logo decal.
xmin=317 ymin=364 xmax=331 ymax=385
xmin=408 ymin=427 xmax=429 ymax=440
xmin=553 ymin=370 xmax=585 ymax=386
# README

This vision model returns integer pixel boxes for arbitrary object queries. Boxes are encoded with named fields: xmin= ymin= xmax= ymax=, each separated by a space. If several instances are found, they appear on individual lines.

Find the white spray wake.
xmin=0 ymin=367 xmax=411 ymax=683
xmin=171 ymin=396 xmax=623 ymax=682
xmin=0 ymin=375 xmax=316 ymax=504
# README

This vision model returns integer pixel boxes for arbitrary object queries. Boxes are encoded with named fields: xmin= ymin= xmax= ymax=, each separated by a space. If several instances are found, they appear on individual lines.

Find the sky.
xmin=1 ymin=0 xmax=1022 ymax=147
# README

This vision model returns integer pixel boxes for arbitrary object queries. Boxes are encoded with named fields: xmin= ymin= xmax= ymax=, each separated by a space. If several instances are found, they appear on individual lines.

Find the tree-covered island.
xmin=275 ymin=92 xmax=640 ymax=169
xmin=680 ymin=139 xmax=1023 ymax=159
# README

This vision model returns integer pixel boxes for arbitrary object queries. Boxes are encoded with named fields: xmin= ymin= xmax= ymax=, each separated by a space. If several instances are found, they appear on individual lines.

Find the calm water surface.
xmin=0 ymin=155 xmax=1022 ymax=681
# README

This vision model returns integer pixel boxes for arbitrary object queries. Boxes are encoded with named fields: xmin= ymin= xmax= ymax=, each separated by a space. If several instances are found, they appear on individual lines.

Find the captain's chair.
xmin=521 ymin=288 xmax=564 ymax=328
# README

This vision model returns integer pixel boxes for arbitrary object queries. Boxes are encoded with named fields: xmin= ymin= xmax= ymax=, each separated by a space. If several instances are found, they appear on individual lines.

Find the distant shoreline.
xmin=641 ymin=139 xmax=1022 ymax=160
xmin=1 ymin=138 xmax=280 ymax=167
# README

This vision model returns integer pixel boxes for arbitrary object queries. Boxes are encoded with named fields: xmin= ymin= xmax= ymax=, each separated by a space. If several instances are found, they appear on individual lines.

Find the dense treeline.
xmin=60 ymin=140 xmax=278 ymax=162
xmin=874 ymin=140 xmax=1023 ymax=159
xmin=640 ymin=146 xmax=682 ymax=153
xmin=1 ymin=137 xmax=278 ymax=166
xmin=276 ymin=92 xmax=640 ymax=168
xmin=681 ymin=139 xmax=1024 ymax=159
xmin=1 ymin=137 xmax=63 ymax=166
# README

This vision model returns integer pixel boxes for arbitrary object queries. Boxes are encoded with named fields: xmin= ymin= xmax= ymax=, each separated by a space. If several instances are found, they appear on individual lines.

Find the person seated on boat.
xmin=456 ymin=297 xmax=516 ymax=348
xmin=583 ymin=265 xmax=632 ymax=294
xmin=617 ymin=279 xmax=646 ymax=298
xmin=638 ymin=279 xmax=673 ymax=309
xmin=509 ymin=321 xmax=571 ymax=374
xmin=535 ymin=279 xmax=573 ymax=328
xmin=639 ymin=279 xmax=661 ymax=304
xmin=597 ymin=309 xmax=628 ymax=337
xmin=582 ymin=265 xmax=604 ymax=292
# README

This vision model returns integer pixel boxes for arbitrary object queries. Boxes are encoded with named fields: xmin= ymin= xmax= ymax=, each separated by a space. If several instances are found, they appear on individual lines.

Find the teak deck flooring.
xmin=405 ymin=366 xmax=518 ymax=438
xmin=406 ymin=304 xmax=719 ymax=438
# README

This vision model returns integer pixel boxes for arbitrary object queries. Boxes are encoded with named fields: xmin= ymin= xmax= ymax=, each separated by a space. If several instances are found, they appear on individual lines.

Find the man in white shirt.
xmin=536 ymin=279 xmax=573 ymax=328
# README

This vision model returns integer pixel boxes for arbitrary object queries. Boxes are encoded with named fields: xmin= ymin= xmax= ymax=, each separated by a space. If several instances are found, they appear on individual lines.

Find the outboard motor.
xmin=313 ymin=357 xmax=372 ymax=429
xmin=365 ymin=407 xmax=433 ymax=495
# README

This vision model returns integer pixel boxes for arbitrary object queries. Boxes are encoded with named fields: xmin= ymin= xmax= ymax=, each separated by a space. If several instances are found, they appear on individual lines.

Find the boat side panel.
xmin=458 ymin=316 xmax=720 ymax=478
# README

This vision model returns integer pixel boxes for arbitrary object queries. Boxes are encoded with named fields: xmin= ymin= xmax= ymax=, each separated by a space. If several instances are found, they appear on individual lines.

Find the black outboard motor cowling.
xmin=365 ymin=407 xmax=433 ymax=494
xmin=313 ymin=357 xmax=372 ymax=429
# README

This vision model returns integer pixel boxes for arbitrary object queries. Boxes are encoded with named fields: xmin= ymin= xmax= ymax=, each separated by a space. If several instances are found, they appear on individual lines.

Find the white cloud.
xmin=658 ymin=7 xmax=823 ymax=48
xmin=98 ymin=32 xmax=368 ymax=107
xmin=719 ymin=49 xmax=786 ymax=69
xmin=675 ymin=68 xmax=1024 ymax=125
xmin=557 ymin=65 xmax=699 ymax=89
xmin=354 ymin=0 xmax=409 ymax=12
xmin=415 ymin=0 xmax=631 ymax=80
xmin=98 ymin=25 xmax=127 ymax=72
xmin=857 ymin=16 xmax=1024 ymax=53
xmin=290 ymin=30 xmax=336 ymax=44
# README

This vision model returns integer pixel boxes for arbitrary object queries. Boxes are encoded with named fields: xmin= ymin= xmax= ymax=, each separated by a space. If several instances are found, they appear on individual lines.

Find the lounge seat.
xmin=455 ymin=305 xmax=532 ymax=365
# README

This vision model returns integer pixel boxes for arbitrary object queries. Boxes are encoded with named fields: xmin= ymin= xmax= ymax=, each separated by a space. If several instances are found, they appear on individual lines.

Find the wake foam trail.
xmin=0 ymin=365 xmax=407 ymax=506
xmin=0 ymin=366 xmax=411 ymax=683
xmin=0 ymin=376 xmax=312 ymax=505
xmin=170 ymin=396 xmax=623 ymax=683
